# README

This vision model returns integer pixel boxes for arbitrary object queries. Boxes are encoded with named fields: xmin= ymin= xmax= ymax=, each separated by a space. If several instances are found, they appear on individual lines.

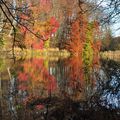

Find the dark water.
xmin=0 ymin=57 xmax=120 ymax=120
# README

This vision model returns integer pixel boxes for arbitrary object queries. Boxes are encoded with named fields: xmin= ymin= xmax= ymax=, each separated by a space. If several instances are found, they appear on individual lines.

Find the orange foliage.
xmin=22 ymin=17 xmax=59 ymax=49
xmin=20 ymin=26 xmax=27 ymax=34
xmin=92 ymin=40 xmax=101 ymax=66
xmin=64 ymin=14 xmax=101 ymax=96
xmin=39 ymin=0 xmax=52 ymax=13
xmin=65 ymin=15 xmax=88 ymax=56
xmin=20 ymin=14 xmax=29 ymax=20
xmin=65 ymin=14 xmax=101 ymax=68
xmin=18 ymin=1 xmax=59 ymax=49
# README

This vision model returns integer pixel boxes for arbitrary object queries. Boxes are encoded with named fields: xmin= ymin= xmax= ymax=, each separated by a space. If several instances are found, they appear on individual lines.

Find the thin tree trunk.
xmin=0 ymin=11 xmax=5 ymax=32
xmin=9 ymin=0 xmax=17 ymax=36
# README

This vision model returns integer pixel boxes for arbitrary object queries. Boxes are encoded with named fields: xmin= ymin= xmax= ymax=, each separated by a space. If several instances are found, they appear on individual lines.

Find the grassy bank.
xmin=0 ymin=47 xmax=70 ymax=60
xmin=100 ymin=50 xmax=120 ymax=61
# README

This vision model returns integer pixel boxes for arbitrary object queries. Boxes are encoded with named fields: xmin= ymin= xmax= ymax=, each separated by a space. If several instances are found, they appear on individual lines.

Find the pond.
xmin=0 ymin=56 xmax=120 ymax=120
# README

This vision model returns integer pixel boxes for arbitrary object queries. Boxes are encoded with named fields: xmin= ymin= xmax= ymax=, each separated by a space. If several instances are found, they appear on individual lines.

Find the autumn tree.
xmin=0 ymin=0 xmax=60 ymax=53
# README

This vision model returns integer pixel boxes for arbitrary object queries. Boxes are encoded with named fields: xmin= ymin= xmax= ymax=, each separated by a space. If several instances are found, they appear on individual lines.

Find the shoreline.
xmin=0 ymin=47 xmax=70 ymax=60
xmin=100 ymin=50 xmax=120 ymax=61
xmin=1 ymin=48 xmax=120 ymax=61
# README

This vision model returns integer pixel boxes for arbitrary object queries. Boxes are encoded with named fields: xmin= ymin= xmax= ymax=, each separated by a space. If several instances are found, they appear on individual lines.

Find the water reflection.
xmin=0 ymin=57 xmax=120 ymax=120
xmin=98 ymin=60 xmax=120 ymax=109
xmin=17 ymin=58 xmax=57 ymax=98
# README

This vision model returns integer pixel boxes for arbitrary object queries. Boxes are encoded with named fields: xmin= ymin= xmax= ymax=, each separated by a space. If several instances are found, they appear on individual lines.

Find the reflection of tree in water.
xmin=25 ymin=59 xmax=119 ymax=120
xmin=58 ymin=55 xmax=100 ymax=101
xmin=5 ymin=58 xmax=57 ymax=120
xmin=5 ymin=58 xmax=120 ymax=120
xmin=17 ymin=58 xmax=57 ymax=98
xmin=62 ymin=57 xmax=85 ymax=100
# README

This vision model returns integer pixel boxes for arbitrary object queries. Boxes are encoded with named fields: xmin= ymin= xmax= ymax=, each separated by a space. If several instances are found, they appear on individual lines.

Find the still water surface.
xmin=0 ymin=56 xmax=120 ymax=120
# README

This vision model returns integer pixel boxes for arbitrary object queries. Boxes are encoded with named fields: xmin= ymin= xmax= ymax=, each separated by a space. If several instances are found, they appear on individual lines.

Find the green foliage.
xmin=0 ymin=58 xmax=6 ymax=71
xmin=82 ymin=23 xmax=94 ymax=83
xmin=82 ymin=22 xmax=94 ymax=67
xmin=16 ymin=104 xmax=23 ymax=110
xmin=82 ymin=42 xmax=93 ymax=66
xmin=0 ymin=37 xmax=4 ymax=46
xmin=44 ymin=60 xmax=49 ymax=68
xmin=44 ymin=38 xmax=50 ymax=48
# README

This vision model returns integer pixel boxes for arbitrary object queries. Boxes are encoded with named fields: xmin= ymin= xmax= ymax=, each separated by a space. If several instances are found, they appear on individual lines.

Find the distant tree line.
xmin=101 ymin=36 xmax=120 ymax=51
